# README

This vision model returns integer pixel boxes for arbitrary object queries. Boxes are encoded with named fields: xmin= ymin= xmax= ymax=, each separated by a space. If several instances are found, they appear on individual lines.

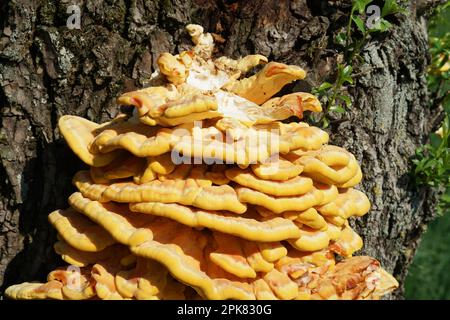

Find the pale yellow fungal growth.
xmin=325 ymin=215 xmax=347 ymax=227
xmin=288 ymin=226 xmax=331 ymax=252
xmin=236 ymin=186 xmax=324 ymax=214
xmin=133 ymin=159 xmax=157 ymax=184
xmin=72 ymin=170 xmax=109 ymax=202
xmin=275 ymin=249 xmax=335 ymax=280
xmin=5 ymin=266 xmax=96 ymax=300
xmin=5 ymin=282 xmax=65 ymax=300
xmin=186 ymin=165 xmax=212 ymax=187
xmin=262 ymin=268 xmax=299 ymax=300
xmin=91 ymin=120 xmax=174 ymax=156
xmin=129 ymin=202 xmax=301 ymax=242
xmin=58 ymin=115 xmax=125 ymax=167
xmin=107 ymin=257 xmax=168 ymax=300
xmin=69 ymin=193 xmax=281 ymax=278
xmin=271 ymin=250 xmax=398 ymax=300
xmin=6 ymin=23 xmax=398 ymax=300
xmin=157 ymin=52 xmax=191 ymax=85
xmin=287 ymin=145 xmax=362 ymax=187
xmin=326 ymin=223 xmax=344 ymax=241
xmin=157 ymin=163 xmax=192 ymax=181
xmin=251 ymin=218 xmax=360 ymax=256
xmin=91 ymin=261 xmax=126 ymax=300
xmin=242 ymin=241 xmax=274 ymax=273
xmin=156 ymin=95 xmax=218 ymax=119
xmin=302 ymin=256 xmax=399 ymax=300
xmin=204 ymin=164 xmax=230 ymax=185
xmin=209 ymin=233 xmax=258 ymax=279
xmin=53 ymin=240 xmax=123 ymax=267
xmin=69 ymin=192 xmax=154 ymax=247
xmin=148 ymin=153 xmax=176 ymax=175
xmin=118 ymin=41 xmax=315 ymax=128
xmin=85 ymin=117 xmax=328 ymax=166
xmin=213 ymin=117 xmax=250 ymax=141
xmin=115 ymin=257 xmax=185 ymax=300
xmin=257 ymin=242 xmax=288 ymax=262
xmin=48 ymin=208 xmax=116 ymax=252
xmin=48 ymin=267 xmax=97 ymax=300
xmin=250 ymin=157 xmax=304 ymax=181
xmin=315 ymin=183 xmax=339 ymax=205
xmin=61 ymin=194 xmax=301 ymax=299
xmin=316 ymin=188 xmax=371 ymax=219
xmin=118 ymin=86 xmax=221 ymax=127
xmin=223 ymin=62 xmax=307 ymax=105
xmin=186 ymin=24 xmax=214 ymax=56
xmin=214 ymin=54 xmax=268 ymax=76
xmin=90 ymin=154 xmax=145 ymax=184
xmin=74 ymin=170 xmax=246 ymax=213
xmin=329 ymin=224 xmax=363 ymax=257
xmin=66 ymin=198 xmax=248 ymax=296
xmin=118 ymin=82 xmax=313 ymax=128
xmin=279 ymin=122 xmax=330 ymax=151
xmin=116 ymin=86 xmax=176 ymax=117
xmin=225 ymin=167 xmax=313 ymax=196
xmin=253 ymin=279 xmax=278 ymax=300
xmin=172 ymin=125 xmax=280 ymax=165
xmin=171 ymin=121 xmax=328 ymax=165
xmin=282 ymin=208 xmax=328 ymax=230
xmin=260 ymin=92 xmax=322 ymax=119
xmin=130 ymin=236 xmax=253 ymax=299
xmin=339 ymin=166 xmax=363 ymax=188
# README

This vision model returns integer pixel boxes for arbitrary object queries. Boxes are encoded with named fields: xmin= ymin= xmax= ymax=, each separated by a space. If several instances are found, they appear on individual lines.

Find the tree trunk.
xmin=0 ymin=0 xmax=440 ymax=299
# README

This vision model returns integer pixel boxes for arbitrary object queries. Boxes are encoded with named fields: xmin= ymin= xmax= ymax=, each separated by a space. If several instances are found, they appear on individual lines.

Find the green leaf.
xmin=335 ymin=32 xmax=347 ymax=46
xmin=352 ymin=0 xmax=373 ymax=15
xmin=317 ymin=82 xmax=333 ymax=92
xmin=430 ymin=133 xmax=443 ymax=149
xmin=341 ymin=65 xmax=354 ymax=84
xmin=444 ymin=99 xmax=450 ymax=114
xmin=423 ymin=159 xmax=437 ymax=170
xmin=378 ymin=18 xmax=392 ymax=32
xmin=342 ymin=65 xmax=353 ymax=77
xmin=322 ymin=117 xmax=329 ymax=128
xmin=352 ymin=16 xmax=366 ymax=33
xmin=441 ymin=188 xmax=450 ymax=202
xmin=330 ymin=105 xmax=346 ymax=113
xmin=342 ymin=76 xmax=354 ymax=85
xmin=368 ymin=18 xmax=393 ymax=33
xmin=381 ymin=0 xmax=404 ymax=17
xmin=339 ymin=95 xmax=352 ymax=107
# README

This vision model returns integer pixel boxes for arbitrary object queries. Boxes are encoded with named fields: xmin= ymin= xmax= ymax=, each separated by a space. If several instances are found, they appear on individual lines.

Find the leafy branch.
xmin=341 ymin=0 xmax=405 ymax=62
xmin=311 ymin=64 xmax=353 ymax=128
xmin=311 ymin=0 xmax=404 ymax=127
xmin=412 ymin=3 xmax=450 ymax=214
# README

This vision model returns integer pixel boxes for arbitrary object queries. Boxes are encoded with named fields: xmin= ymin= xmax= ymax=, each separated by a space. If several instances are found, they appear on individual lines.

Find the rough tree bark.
xmin=0 ymin=0 xmax=441 ymax=298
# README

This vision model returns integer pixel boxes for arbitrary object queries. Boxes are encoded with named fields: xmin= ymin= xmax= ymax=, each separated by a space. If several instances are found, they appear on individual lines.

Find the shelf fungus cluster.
xmin=5 ymin=24 xmax=398 ymax=300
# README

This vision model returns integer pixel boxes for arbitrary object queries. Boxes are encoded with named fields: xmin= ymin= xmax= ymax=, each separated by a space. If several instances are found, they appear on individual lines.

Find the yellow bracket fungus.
xmin=225 ymin=167 xmax=313 ymax=196
xmin=236 ymin=187 xmax=324 ymax=214
xmin=250 ymin=157 xmax=304 ymax=181
xmin=48 ymin=208 xmax=116 ymax=252
xmin=5 ymin=23 xmax=398 ymax=300
xmin=53 ymin=241 xmax=123 ymax=267
xmin=316 ymin=188 xmax=371 ymax=219
xmin=129 ymin=202 xmax=301 ymax=242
